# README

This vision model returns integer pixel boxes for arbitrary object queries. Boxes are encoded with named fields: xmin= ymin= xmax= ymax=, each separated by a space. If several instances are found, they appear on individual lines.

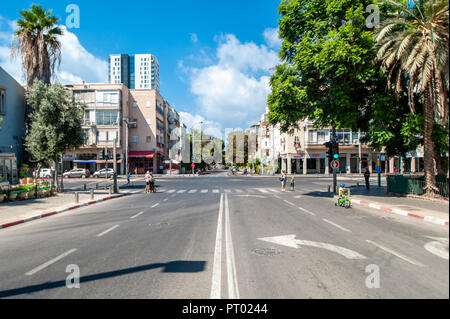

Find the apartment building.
xmin=109 ymin=54 xmax=160 ymax=91
xmin=252 ymin=108 xmax=420 ymax=175
xmin=127 ymin=89 xmax=169 ymax=174
xmin=63 ymin=83 xmax=129 ymax=174
xmin=0 ymin=67 xmax=26 ymax=185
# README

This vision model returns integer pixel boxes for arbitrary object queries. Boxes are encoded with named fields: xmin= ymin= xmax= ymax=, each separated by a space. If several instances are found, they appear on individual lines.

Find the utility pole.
xmin=332 ymin=127 xmax=338 ymax=195
xmin=113 ymin=138 xmax=118 ymax=193
xmin=272 ymin=124 xmax=275 ymax=175
xmin=358 ymin=129 xmax=362 ymax=174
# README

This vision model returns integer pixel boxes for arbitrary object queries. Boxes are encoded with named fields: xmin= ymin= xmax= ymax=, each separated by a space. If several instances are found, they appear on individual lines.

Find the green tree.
xmin=12 ymin=4 xmax=62 ymax=87
xmin=24 ymin=81 xmax=85 ymax=192
xmin=268 ymin=0 xmax=377 ymax=132
xmin=374 ymin=0 xmax=449 ymax=196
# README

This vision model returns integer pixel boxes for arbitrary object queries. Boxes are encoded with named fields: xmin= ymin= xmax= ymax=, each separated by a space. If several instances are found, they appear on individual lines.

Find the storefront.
xmin=0 ymin=153 xmax=18 ymax=184
xmin=128 ymin=151 xmax=156 ymax=174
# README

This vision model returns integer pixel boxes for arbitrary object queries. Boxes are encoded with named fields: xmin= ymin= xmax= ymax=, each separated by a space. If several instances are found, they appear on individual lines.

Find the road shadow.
xmin=0 ymin=260 xmax=206 ymax=298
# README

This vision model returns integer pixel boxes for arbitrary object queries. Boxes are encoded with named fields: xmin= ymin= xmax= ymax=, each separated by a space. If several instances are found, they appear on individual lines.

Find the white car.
xmin=39 ymin=168 xmax=54 ymax=179
xmin=93 ymin=168 xmax=114 ymax=178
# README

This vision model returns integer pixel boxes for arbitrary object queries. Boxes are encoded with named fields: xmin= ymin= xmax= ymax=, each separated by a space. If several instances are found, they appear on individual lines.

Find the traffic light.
xmin=324 ymin=142 xmax=333 ymax=161
xmin=332 ymin=142 xmax=339 ymax=159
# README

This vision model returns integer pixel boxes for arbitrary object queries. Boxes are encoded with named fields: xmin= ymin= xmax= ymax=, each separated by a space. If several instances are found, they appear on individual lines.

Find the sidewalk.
xmin=348 ymin=186 xmax=449 ymax=226
xmin=0 ymin=190 xmax=123 ymax=230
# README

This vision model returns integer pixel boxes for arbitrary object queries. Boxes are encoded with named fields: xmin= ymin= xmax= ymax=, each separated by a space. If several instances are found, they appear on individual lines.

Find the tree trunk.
xmin=423 ymin=89 xmax=439 ymax=197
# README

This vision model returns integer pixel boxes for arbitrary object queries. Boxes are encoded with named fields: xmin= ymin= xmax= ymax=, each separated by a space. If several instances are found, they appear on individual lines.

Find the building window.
xmin=131 ymin=136 xmax=138 ymax=143
xmin=146 ymin=136 xmax=152 ymax=143
xmin=96 ymin=110 xmax=119 ymax=125
xmin=0 ymin=88 xmax=6 ymax=115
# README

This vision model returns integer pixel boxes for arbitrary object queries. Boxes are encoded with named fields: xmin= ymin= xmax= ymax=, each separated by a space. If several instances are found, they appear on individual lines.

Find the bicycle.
xmin=335 ymin=190 xmax=351 ymax=208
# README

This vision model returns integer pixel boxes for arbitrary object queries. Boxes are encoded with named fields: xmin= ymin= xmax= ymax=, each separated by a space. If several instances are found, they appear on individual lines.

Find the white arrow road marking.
xmin=424 ymin=237 xmax=449 ymax=260
xmin=258 ymin=234 xmax=366 ymax=260
xmin=26 ymin=249 xmax=77 ymax=275
xmin=366 ymin=240 xmax=426 ymax=267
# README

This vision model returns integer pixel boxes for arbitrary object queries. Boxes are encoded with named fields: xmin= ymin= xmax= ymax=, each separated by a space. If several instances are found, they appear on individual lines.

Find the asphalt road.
xmin=0 ymin=174 xmax=448 ymax=299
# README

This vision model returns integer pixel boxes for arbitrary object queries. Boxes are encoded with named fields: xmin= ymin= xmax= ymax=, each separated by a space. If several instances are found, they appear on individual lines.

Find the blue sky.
xmin=0 ymin=0 xmax=282 ymax=137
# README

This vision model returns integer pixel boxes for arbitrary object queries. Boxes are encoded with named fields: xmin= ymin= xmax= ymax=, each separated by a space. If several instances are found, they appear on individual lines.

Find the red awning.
xmin=128 ymin=151 xmax=155 ymax=159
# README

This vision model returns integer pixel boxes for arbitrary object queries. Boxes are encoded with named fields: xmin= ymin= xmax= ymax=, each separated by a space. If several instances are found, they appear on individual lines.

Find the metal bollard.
xmin=96 ymin=183 xmax=98 ymax=190
xmin=84 ymin=183 xmax=86 ymax=191
xmin=328 ymin=185 xmax=331 ymax=193
xmin=75 ymin=192 xmax=79 ymax=203
xmin=90 ymin=189 xmax=94 ymax=200
xmin=109 ymin=186 xmax=112 ymax=194
xmin=357 ymin=182 xmax=359 ymax=187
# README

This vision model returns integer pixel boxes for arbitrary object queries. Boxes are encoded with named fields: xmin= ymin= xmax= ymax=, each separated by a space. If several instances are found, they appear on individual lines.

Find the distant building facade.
xmin=0 ymin=66 xmax=26 ymax=184
xmin=109 ymin=54 xmax=160 ymax=91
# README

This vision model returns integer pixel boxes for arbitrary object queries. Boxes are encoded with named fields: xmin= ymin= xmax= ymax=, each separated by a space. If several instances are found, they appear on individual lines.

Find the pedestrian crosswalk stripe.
xmin=257 ymin=189 xmax=268 ymax=193
xmin=235 ymin=189 xmax=243 ymax=193
xmin=177 ymin=189 xmax=186 ymax=193
xmin=268 ymin=188 xmax=281 ymax=193
xmin=213 ymin=189 xmax=219 ymax=193
xmin=188 ymin=189 xmax=197 ymax=193
xmin=167 ymin=189 xmax=176 ymax=193
xmin=201 ymin=189 xmax=208 ymax=193
xmin=224 ymin=189 xmax=231 ymax=193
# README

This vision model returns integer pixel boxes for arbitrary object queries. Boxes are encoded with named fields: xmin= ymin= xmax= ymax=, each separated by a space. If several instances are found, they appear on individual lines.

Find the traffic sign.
xmin=331 ymin=135 xmax=339 ymax=143
xmin=331 ymin=160 xmax=339 ymax=169
xmin=376 ymin=166 xmax=381 ymax=173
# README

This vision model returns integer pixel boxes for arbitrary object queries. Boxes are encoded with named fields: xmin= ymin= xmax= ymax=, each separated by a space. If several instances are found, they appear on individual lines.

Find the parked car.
xmin=32 ymin=168 xmax=54 ymax=178
xmin=93 ymin=168 xmax=114 ymax=178
xmin=63 ymin=168 xmax=90 ymax=178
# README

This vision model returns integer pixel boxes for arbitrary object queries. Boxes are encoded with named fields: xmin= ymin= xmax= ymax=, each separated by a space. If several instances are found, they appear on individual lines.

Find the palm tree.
xmin=11 ymin=4 xmax=63 ymax=88
xmin=374 ymin=0 xmax=449 ymax=197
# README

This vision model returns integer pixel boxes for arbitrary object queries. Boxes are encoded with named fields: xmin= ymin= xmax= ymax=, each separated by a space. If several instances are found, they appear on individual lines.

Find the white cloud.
xmin=190 ymin=33 xmax=199 ymax=44
xmin=263 ymin=27 xmax=282 ymax=49
xmin=0 ymin=18 xmax=107 ymax=85
xmin=183 ymin=32 xmax=279 ymax=130
xmin=179 ymin=111 xmax=223 ymax=139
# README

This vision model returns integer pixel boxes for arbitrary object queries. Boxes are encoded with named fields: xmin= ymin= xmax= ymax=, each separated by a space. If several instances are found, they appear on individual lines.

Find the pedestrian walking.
xmin=126 ymin=171 xmax=131 ymax=185
xmin=280 ymin=170 xmax=287 ymax=191
xmin=149 ymin=172 xmax=155 ymax=193
xmin=290 ymin=176 xmax=295 ymax=191
xmin=145 ymin=171 xmax=150 ymax=193
xmin=364 ymin=168 xmax=370 ymax=190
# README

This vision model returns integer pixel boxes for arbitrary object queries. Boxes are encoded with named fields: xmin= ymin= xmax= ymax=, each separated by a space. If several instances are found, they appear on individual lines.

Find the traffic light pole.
xmin=113 ymin=139 xmax=118 ymax=193
xmin=333 ymin=167 xmax=337 ymax=195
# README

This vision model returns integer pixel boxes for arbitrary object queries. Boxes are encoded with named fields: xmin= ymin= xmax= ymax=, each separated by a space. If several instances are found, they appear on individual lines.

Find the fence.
xmin=387 ymin=175 xmax=449 ymax=198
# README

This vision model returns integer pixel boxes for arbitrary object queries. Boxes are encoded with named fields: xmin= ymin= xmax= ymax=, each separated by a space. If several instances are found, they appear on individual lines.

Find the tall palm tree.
xmin=11 ymin=4 xmax=63 ymax=88
xmin=375 ymin=0 xmax=449 ymax=197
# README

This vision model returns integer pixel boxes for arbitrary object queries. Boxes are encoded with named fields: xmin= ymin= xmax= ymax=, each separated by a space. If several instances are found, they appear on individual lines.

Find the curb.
xmin=0 ymin=194 xmax=123 ymax=231
xmin=351 ymin=198 xmax=449 ymax=227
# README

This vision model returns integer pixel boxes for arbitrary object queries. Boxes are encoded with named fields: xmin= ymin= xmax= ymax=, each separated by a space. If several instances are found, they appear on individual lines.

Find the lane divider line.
xmin=210 ymin=194 xmax=224 ymax=299
xmin=152 ymin=203 xmax=160 ymax=208
xmin=224 ymin=193 xmax=240 ymax=299
xmin=96 ymin=225 xmax=119 ymax=237
xmin=322 ymin=218 xmax=351 ymax=232
xmin=130 ymin=211 xmax=144 ymax=219
xmin=25 ymin=249 xmax=77 ymax=276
